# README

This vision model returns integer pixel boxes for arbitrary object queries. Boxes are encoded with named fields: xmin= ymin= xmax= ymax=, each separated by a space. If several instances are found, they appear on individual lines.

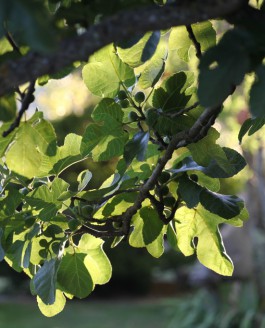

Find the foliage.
xmin=0 ymin=0 xmax=264 ymax=317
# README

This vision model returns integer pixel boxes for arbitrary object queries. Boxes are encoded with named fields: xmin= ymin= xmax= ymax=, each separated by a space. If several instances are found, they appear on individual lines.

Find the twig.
xmin=186 ymin=25 xmax=202 ymax=59
xmin=2 ymin=80 xmax=36 ymax=137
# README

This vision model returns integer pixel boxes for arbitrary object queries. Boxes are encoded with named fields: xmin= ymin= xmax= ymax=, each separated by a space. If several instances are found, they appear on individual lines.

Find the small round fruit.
xmin=128 ymin=111 xmax=139 ymax=121
xmin=163 ymin=196 xmax=175 ymax=208
xmin=158 ymin=171 xmax=171 ymax=184
xmin=81 ymin=205 xmax=94 ymax=216
xmin=160 ymin=185 xmax=169 ymax=196
xmin=117 ymin=90 xmax=127 ymax=100
xmin=134 ymin=91 xmax=145 ymax=103
xmin=120 ymin=99 xmax=130 ymax=108
xmin=68 ymin=218 xmax=80 ymax=231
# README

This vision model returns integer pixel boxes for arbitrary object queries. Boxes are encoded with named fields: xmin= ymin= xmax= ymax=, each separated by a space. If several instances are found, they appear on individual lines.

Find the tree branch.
xmin=0 ymin=0 xmax=246 ymax=97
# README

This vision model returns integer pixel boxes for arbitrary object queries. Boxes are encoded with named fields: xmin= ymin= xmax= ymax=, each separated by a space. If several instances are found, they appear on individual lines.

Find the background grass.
xmin=0 ymin=298 xmax=176 ymax=328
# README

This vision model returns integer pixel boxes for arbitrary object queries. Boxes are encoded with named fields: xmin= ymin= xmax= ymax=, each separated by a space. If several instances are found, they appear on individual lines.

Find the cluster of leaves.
xmin=1 ymin=0 xmax=265 ymax=318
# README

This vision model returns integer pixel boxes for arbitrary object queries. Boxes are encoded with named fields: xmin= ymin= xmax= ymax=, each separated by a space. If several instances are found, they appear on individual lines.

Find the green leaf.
xmin=177 ymin=175 xmax=203 ymax=208
xmin=192 ymin=21 xmax=216 ymax=52
xmin=138 ymin=41 xmax=167 ymax=89
xmin=140 ymin=207 xmax=164 ymax=245
xmin=187 ymin=128 xmax=234 ymax=174
xmin=199 ymin=190 xmax=243 ymax=219
xmin=25 ymin=178 xmax=69 ymax=221
xmin=117 ymin=32 xmax=158 ymax=68
xmin=151 ymin=71 xmax=194 ymax=112
xmin=198 ymin=31 xmax=250 ymax=107
xmin=124 ymin=131 xmax=149 ymax=166
xmin=92 ymin=98 xmax=124 ymax=123
xmin=78 ymin=234 xmax=112 ymax=285
xmin=172 ymin=147 xmax=246 ymax=178
xmin=81 ymin=119 xmax=127 ymax=161
xmin=129 ymin=208 xmax=165 ymax=258
xmin=250 ymin=65 xmax=265 ymax=117
xmin=238 ymin=118 xmax=253 ymax=143
xmin=175 ymin=205 xmax=234 ymax=276
xmin=57 ymin=252 xmax=94 ymax=298
xmin=0 ymin=94 xmax=16 ymax=121
xmin=82 ymin=45 xmax=135 ymax=97
xmin=141 ymin=31 xmax=161 ymax=62
xmin=37 ymin=290 xmax=66 ymax=317
xmin=5 ymin=112 xmax=57 ymax=178
xmin=33 ymin=258 xmax=61 ymax=305
xmin=169 ymin=22 xmax=215 ymax=62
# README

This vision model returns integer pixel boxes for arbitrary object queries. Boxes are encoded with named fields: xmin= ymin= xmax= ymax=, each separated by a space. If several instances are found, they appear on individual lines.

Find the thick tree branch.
xmin=0 ymin=0 xmax=246 ymax=97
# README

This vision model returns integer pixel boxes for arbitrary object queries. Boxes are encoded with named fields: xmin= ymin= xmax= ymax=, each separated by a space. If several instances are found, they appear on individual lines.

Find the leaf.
xmin=175 ymin=205 xmax=234 ymax=276
xmin=238 ymin=118 xmax=253 ymax=143
xmin=57 ymin=253 xmax=94 ymax=298
xmin=199 ymin=190 xmax=243 ymax=219
xmin=192 ymin=21 xmax=216 ymax=52
xmin=82 ymin=45 xmax=135 ymax=97
xmin=0 ymin=94 xmax=16 ymax=121
xmin=169 ymin=22 xmax=215 ymax=62
xmin=198 ymin=30 xmax=250 ymax=107
xmin=172 ymin=147 xmax=246 ymax=178
xmin=177 ymin=175 xmax=203 ymax=208
xmin=32 ymin=258 xmax=61 ymax=305
xmin=140 ymin=207 xmax=164 ymax=245
xmin=138 ymin=42 xmax=167 ymax=89
xmin=78 ymin=234 xmax=112 ymax=285
xmin=141 ymin=31 xmax=161 ymax=62
xmin=129 ymin=208 xmax=165 ymax=258
xmin=77 ymin=170 xmax=92 ymax=192
xmin=117 ymin=32 xmax=158 ymax=68
xmin=124 ymin=131 xmax=149 ymax=166
xmin=187 ymin=128 xmax=234 ymax=174
xmin=37 ymin=290 xmax=66 ymax=317
xmin=25 ymin=178 xmax=69 ymax=221
xmin=92 ymin=98 xmax=124 ymax=123
xmin=5 ymin=112 xmax=57 ymax=178
xmin=151 ymin=71 xmax=194 ymax=112
xmin=250 ymin=65 xmax=265 ymax=117
xmin=81 ymin=119 xmax=127 ymax=161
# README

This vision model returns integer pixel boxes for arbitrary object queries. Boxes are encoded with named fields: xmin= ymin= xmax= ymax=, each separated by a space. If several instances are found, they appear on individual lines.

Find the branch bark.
xmin=0 ymin=0 xmax=246 ymax=97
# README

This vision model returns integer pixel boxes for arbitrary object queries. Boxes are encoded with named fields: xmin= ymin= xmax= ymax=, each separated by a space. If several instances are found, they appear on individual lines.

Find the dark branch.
xmin=186 ymin=25 xmax=202 ymax=59
xmin=0 ymin=0 xmax=246 ymax=97
xmin=2 ymin=80 xmax=36 ymax=137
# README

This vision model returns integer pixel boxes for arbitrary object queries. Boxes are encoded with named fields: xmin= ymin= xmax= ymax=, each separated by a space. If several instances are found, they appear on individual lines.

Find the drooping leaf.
xmin=57 ymin=252 xmax=94 ymax=298
xmin=175 ymin=205 xmax=234 ymax=276
xmin=78 ymin=234 xmax=112 ymax=285
xmin=37 ymin=289 xmax=66 ymax=317
xmin=82 ymin=45 xmax=135 ymax=98
xmin=140 ymin=207 xmax=164 ymax=245
xmin=172 ymin=147 xmax=246 ymax=178
xmin=124 ymin=131 xmax=149 ymax=166
xmin=199 ymin=189 xmax=243 ymax=219
xmin=33 ymin=258 xmax=61 ymax=305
